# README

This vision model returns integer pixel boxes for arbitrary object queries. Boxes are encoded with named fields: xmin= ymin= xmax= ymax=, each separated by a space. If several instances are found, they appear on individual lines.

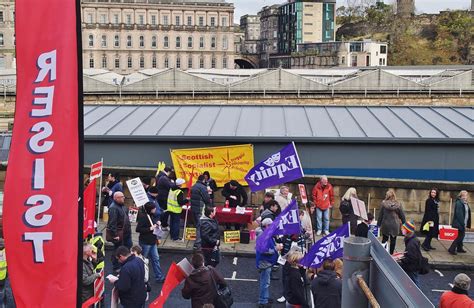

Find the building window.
xmin=351 ymin=55 xmax=357 ymax=67
xmin=126 ymin=14 xmax=131 ymax=25
xmin=87 ymin=14 xmax=93 ymax=23
xmin=89 ymin=57 xmax=94 ymax=68
xmin=164 ymin=57 xmax=169 ymax=68
xmin=151 ymin=15 xmax=157 ymax=25
xmin=127 ymin=35 xmax=132 ymax=47
xmin=379 ymin=58 xmax=383 ymax=66
xmin=113 ymin=14 xmax=119 ymax=24
xmin=164 ymin=36 xmax=169 ymax=48
xmin=114 ymin=34 xmax=120 ymax=47
xmin=223 ymin=57 xmax=227 ymax=68
xmin=211 ymin=57 xmax=216 ymax=68
xmin=211 ymin=37 xmax=216 ymax=49
xmin=198 ymin=16 xmax=204 ymax=26
xmin=152 ymin=56 xmax=157 ymax=68
xmin=187 ymin=16 xmax=192 ymax=26
xmin=176 ymin=57 xmax=181 ymax=68
xmin=341 ymin=56 xmax=345 ymax=65
xmin=139 ymin=35 xmax=144 ymax=47
xmin=140 ymin=56 xmax=145 ymax=68
xmin=152 ymin=36 xmax=157 ymax=48
xmin=138 ymin=14 xmax=144 ymax=25
xmin=101 ymin=35 xmax=107 ymax=47
xmin=175 ymin=16 xmax=180 ymax=26
xmin=199 ymin=57 xmax=204 ymax=68
xmin=176 ymin=36 xmax=181 ymax=48
xmin=0 ymin=33 xmax=3 ymax=46
xmin=0 ymin=12 xmax=4 ymax=22
xmin=127 ymin=57 xmax=132 ymax=68
xmin=163 ymin=15 xmax=169 ymax=26
xmin=222 ymin=17 xmax=227 ymax=27
xmin=100 ymin=14 xmax=107 ymax=24
xmin=188 ymin=57 xmax=193 ymax=69
xmin=88 ymin=34 xmax=94 ymax=47
xmin=222 ymin=36 xmax=228 ymax=50
xmin=380 ymin=45 xmax=387 ymax=54
xmin=199 ymin=37 xmax=204 ymax=48
xmin=210 ymin=17 xmax=215 ymax=26
xmin=115 ymin=57 xmax=120 ymax=68
xmin=187 ymin=36 xmax=193 ymax=48
xmin=102 ymin=55 xmax=107 ymax=68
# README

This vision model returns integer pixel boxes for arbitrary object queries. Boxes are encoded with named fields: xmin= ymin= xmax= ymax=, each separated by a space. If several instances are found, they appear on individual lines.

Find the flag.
xmin=256 ymin=200 xmax=301 ymax=253
xmin=3 ymin=0 xmax=82 ymax=306
xmin=155 ymin=161 xmax=166 ymax=176
xmin=83 ymin=179 xmax=97 ymax=239
xmin=150 ymin=262 xmax=187 ymax=307
xmin=300 ymin=224 xmax=350 ymax=268
xmin=187 ymin=168 xmax=194 ymax=200
xmin=245 ymin=142 xmax=304 ymax=192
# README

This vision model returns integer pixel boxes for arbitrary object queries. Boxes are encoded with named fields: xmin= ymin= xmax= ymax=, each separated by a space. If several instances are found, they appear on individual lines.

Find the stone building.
xmin=257 ymin=5 xmax=279 ymax=68
xmin=82 ymin=0 xmax=235 ymax=73
xmin=396 ymin=0 xmax=415 ymax=17
xmin=239 ymin=14 xmax=260 ymax=54
xmin=0 ymin=0 xmax=14 ymax=69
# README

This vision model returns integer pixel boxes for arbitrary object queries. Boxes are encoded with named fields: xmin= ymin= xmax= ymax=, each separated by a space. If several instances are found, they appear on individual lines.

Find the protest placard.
xmin=126 ymin=177 xmax=148 ymax=207
xmin=351 ymin=197 xmax=368 ymax=221
xmin=224 ymin=230 xmax=241 ymax=244
xmin=185 ymin=228 xmax=196 ymax=240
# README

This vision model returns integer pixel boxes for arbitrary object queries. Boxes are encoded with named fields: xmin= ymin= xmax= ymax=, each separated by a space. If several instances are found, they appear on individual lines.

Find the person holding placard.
xmin=339 ymin=187 xmax=358 ymax=235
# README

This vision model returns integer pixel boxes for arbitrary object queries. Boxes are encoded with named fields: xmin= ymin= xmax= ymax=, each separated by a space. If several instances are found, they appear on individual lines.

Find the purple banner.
xmin=299 ymin=224 xmax=350 ymax=268
xmin=256 ymin=200 xmax=301 ymax=253
xmin=245 ymin=142 xmax=304 ymax=192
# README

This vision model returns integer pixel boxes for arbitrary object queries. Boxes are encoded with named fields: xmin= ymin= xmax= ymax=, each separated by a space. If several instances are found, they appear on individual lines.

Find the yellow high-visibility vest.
xmin=167 ymin=189 xmax=183 ymax=214
xmin=0 ymin=248 xmax=7 ymax=281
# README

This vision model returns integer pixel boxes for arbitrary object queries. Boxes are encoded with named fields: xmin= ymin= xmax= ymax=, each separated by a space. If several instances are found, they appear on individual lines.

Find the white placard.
xmin=351 ymin=197 xmax=368 ymax=221
xmin=126 ymin=177 xmax=148 ymax=207
xmin=235 ymin=206 xmax=246 ymax=214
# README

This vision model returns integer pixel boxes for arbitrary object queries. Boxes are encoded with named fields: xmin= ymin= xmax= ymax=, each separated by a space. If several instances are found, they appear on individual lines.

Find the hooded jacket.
xmin=312 ymin=181 xmax=334 ymax=210
xmin=115 ymin=255 xmax=146 ymax=307
xmin=400 ymin=234 xmax=422 ymax=273
xmin=200 ymin=216 xmax=220 ymax=249
xmin=311 ymin=270 xmax=342 ymax=308
xmin=181 ymin=266 xmax=226 ymax=308
xmin=190 ymin=181 xmax=211 ymax=212
xmin=377 ymin=200 xmax=406 ymax=237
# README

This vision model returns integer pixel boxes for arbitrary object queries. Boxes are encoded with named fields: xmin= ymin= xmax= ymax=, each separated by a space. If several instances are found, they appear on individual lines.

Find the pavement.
xmin=100 ymin=221 xmax=474 ymax=270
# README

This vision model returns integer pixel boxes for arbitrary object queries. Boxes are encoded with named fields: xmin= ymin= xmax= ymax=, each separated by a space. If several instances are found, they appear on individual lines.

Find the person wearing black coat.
xmin=156 ymin=166 xmax=177 ymax=229
xmin=200 ymin=206 xmax=220 ymax=267
xmin=400 ymin=221 xmax=422 ymax=287
xmin=339 ymin=187 xmax=358 ymax=235
xmin=107 ymin=192 xmax=132 ymax=272
xmin=203 ymin=171 xmax=218 ymax=205
xmin=111 ymin=246 xmax=147 ymax=308
xmin=221 ymin=180 xmax=248 ymax=230
xmin=285 ymin=250 xmax=309 ymax=308
xmin=311 ymin=259 xmax=342 ymax=308
xmin=420 ymin=188 xmax=440 ymax=251
xmin=190 ymin=175 xmax=212 ymax=250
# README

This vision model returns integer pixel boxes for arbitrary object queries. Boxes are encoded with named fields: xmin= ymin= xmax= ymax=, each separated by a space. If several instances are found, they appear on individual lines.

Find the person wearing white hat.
xmin=167 ymin=178 xmax=188 ymax=241
xmin=440 ymin=273 xmax=473 ymax=307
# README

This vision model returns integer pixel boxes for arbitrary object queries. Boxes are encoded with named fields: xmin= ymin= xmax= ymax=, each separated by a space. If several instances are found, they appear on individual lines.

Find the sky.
xmin=232 ymin=0 xmax=472 ymax=22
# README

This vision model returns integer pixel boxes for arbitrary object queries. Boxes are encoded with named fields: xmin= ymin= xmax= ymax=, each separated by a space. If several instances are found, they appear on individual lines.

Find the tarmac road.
xmin=103 ymin=249 xmax=474 ymax=307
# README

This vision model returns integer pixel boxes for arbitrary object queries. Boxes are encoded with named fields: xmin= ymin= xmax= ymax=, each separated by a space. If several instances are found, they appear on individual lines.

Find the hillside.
xmin=336 ymin=3 xmax=474 ymax=65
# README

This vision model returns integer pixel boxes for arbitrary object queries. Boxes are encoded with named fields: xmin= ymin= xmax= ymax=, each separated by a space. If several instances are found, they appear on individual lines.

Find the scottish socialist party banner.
xmin=3 ymin=0 xmax=82 ymax=307
xmin=299 ymin=224 xmax=350 ymax=268
xmin=171 ymin=144 xmax=254 ymax=187
xmin=256 ymin=200 xmax=301 ymax=253
xmin=245 ymin=142 xmax=304 ymax=192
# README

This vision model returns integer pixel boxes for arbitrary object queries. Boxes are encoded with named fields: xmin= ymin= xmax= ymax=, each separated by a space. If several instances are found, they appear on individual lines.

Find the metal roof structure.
xmin=84 ymin=105 xmax=473 ymax=143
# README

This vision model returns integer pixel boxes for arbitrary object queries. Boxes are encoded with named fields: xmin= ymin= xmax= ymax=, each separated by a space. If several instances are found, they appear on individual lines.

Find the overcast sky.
xmin=233 ymin=0 xmax=471 ymax=22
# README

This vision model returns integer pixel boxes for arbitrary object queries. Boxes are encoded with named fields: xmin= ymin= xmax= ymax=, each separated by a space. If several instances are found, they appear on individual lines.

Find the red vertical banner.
xmin=3 ymin=0 xmax=82 ymax=307
xmin=83 ymin=179 xmax=97 ymax=239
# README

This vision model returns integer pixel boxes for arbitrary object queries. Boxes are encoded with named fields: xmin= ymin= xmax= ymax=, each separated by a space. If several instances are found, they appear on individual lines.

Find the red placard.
xmin=299 ymin=184 xmax=308 ymax=204
xmin=3 ymin=0 xmax=82 ymax=307
xmin=90 ymin=161 xmax=103 ymax=180
xmin=438 ymin=226 xmax=458 ymax=241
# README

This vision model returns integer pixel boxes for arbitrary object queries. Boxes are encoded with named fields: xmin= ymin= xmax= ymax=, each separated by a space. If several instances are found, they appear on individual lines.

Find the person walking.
xmin=339 ymin=187 xmax=358 ymax=235
xmin=201 ymin=206 xmax=221 ymax=267
xmin=311 ymin=259 xmax=342 ymax=308
xmin=108 ymin=246 xmax=147 ymax=308
xmin=182 ymin=253 xmax=227 ymax=308
xmin=135 ymin=202 xmax=166 ymax=283
xmin=312 ymin=176 xmax=334 ymax=236
xmin=167 ymin=178 xmax=188 ymax=241
xmin=156 ymin=166 xmax=177 ymax=230
xmin=420 ymin=188 xmax=440 ymax=251
xmin=448 ymin=190 xmax=472 ymax=255
xmin=377 ymin=190 xmax=406 ymax=255
xmin=107 ymin=192 xmax=132 ymax=272
xmin=399 ymin=221 xmax=422 ymax=287
xmin=82 ymin=243 xmax=100 ymax=304
xmin=203 ymin=171 xmax=218 ymax=206
xmin=285 ymin=250 xmax=309 ymax=308
xmin=222 ymin=180 xmax=248 ymax=230
xmin=191 ymin=175 xmax=212 ymax=250
xmin=440 ymin=273 xmax=473 ymax=307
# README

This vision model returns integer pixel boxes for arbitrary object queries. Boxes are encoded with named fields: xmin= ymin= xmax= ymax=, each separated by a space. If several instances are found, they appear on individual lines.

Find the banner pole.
xmin=96 ymin=158 xmax=103 ymax=225
xmin=182 ymin=205 xmax=189 ymax=243
xmin=303 ymin=181 xmax=315 ymax=245
xmin=448 ymin=198 xmax=452 ymax=225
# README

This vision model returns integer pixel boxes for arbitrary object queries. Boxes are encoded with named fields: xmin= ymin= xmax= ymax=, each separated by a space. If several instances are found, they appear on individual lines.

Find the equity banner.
xmin=171 ymin=144 xmax=254 ymax=187
xmin=3 ymin=0 xmax=82 ymax=307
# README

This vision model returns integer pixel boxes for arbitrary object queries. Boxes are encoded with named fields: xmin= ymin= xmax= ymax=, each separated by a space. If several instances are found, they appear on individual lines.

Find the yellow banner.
xmin=224 ymin=230 xmax=241 ymax=244
xmin=171 ymin=144 xmax=254 ymax=187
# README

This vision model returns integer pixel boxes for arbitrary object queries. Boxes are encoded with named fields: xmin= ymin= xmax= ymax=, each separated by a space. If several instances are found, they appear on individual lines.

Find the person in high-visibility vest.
xmin=87 ymin=233 xmax=105 ymax=273
xmin=0 ymin=238 xmax=7 ymax=307
xmin=167 ymin=178 xmax=188 ymax=241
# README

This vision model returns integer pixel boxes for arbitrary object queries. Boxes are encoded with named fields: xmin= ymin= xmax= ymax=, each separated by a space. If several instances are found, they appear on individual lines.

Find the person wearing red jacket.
xmin=312 ymin=176 xmax=334 ymax=236
xmin=440 ymin=273 xmax=474 ymax=308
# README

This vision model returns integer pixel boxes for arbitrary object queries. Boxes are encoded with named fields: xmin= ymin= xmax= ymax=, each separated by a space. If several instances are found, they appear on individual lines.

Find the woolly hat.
xmin=402 ymin=221 xmax=415 ymax=233
xmin=453 ymin=273 xmax=471 ymax=291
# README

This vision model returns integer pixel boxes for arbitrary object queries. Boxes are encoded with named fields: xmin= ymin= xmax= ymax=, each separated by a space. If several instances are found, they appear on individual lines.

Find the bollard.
xmin=342 ymin=236 xmax=371 ymax=308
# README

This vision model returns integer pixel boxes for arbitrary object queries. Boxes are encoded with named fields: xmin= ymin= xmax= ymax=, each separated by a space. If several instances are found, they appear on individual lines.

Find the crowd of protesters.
xmin=78 ymin=169 xmax=473 ymax=307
